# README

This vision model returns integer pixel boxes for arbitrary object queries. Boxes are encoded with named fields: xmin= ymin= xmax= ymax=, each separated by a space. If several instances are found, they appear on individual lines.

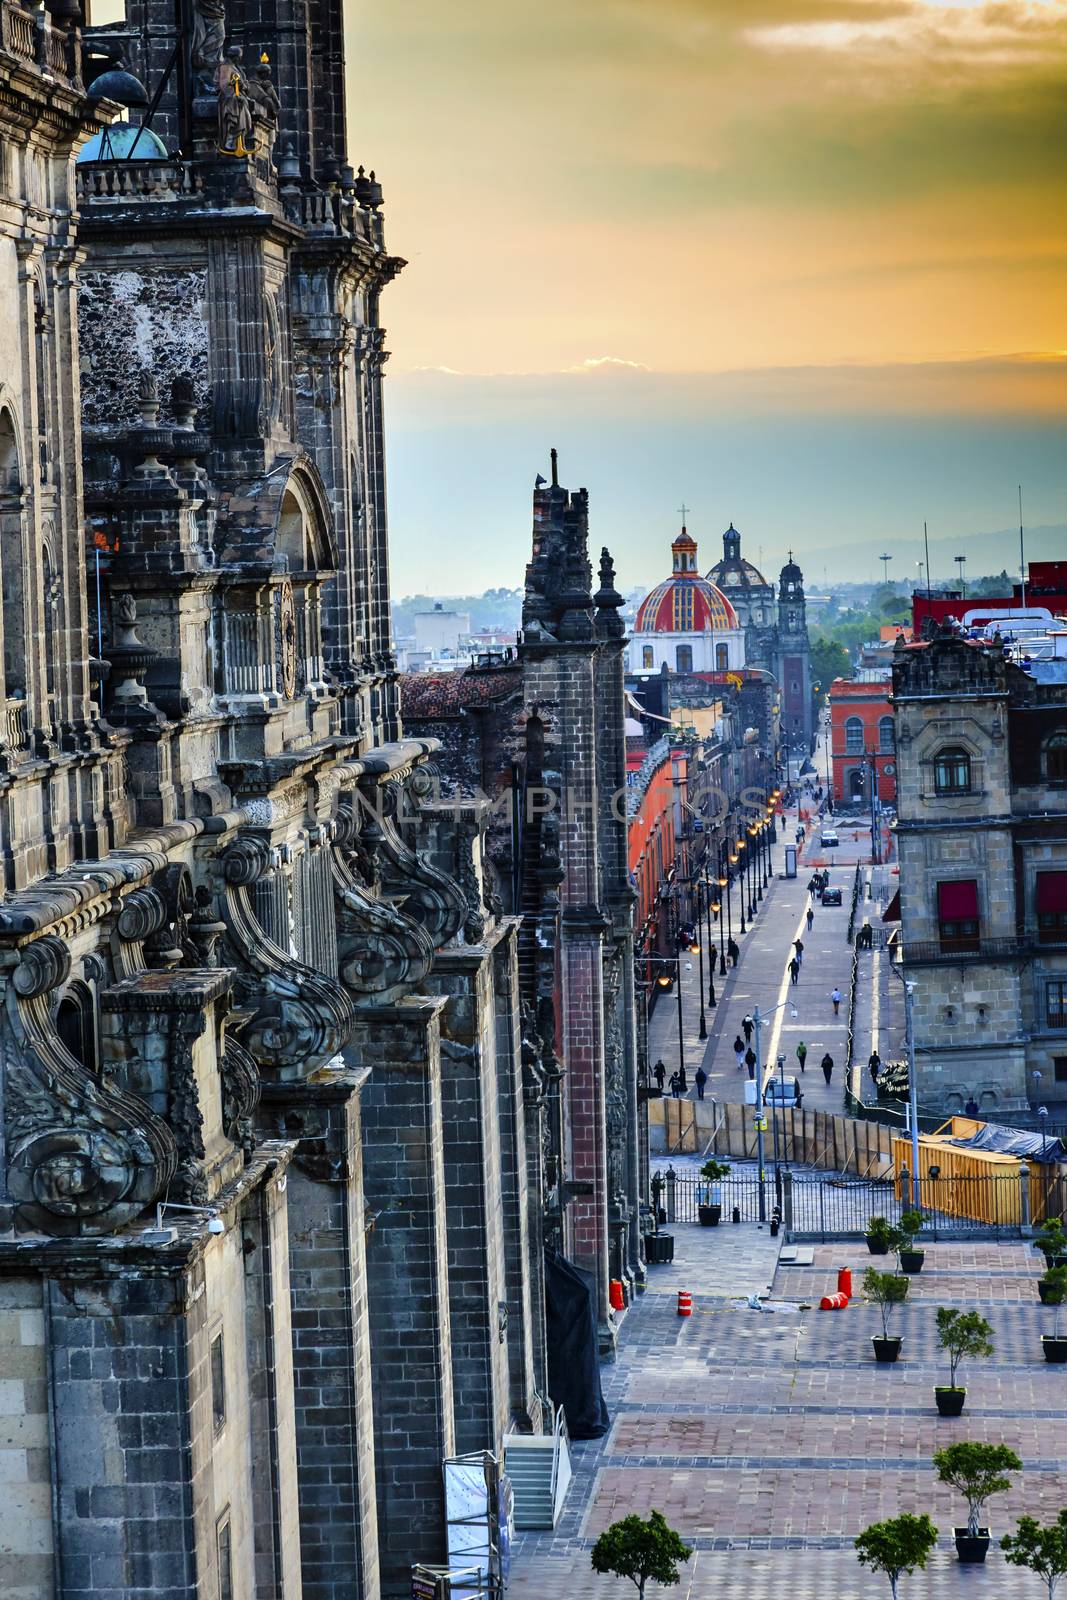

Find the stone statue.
xmin=217 ymin=47 xmax=255 ymax=157
xmin=248 ymin=54 xmax=280 ymax=126
xmin=191 ymin=0 xmax=226 ymax=87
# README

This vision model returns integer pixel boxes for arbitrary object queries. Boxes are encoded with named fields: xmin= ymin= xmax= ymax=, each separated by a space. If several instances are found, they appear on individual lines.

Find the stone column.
xmin=257 ymin=1068 xmax=380 ymax=1600
xmin=493 ymin=931 xmax=545 ymax=1431
xmin=353 ymin=997 xmax=455 ymax=1595
xmin=424 ymin=939 xmax=512 ymax=1456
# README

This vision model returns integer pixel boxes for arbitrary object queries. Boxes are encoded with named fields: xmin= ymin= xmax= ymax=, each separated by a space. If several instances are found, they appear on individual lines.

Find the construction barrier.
xmin=819 ymin=1292 xmax=848 ymax=1311
xmin=837 ymin=1267 xmax=853 ymax=1298
xmin=677 ymin=1290 xmax=692 ymax=1318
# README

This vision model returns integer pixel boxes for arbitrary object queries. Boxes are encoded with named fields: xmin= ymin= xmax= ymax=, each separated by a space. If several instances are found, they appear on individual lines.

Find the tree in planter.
xmin=1001 ymin=1511 xmax=1067 ymax=1598
xmin=865 ymin=1215 xmax=896 ymax=1255
xmin=1036 ymin=1218 xmax=1067 ymax=1266
xmin=855 ymin=1512 xmax=938 ymax=1599
xmin=590 ymin=1511 xmax=693 ymax=1599
xmin=937 ymin=1308 xmax=994 ymax=1393
xmin=1042 ymin=1265 xmax=1067 ymax=1358
xmin=897 ymin=1209 xmax=925 ymax=1268
xmin=864 ymin=1268 xmax=910 ymax=1355
xmin=698 ymin=1159 xmax=730 ymax=1207
xmin=933 ymin=1441 xmax=1022 ymax=1539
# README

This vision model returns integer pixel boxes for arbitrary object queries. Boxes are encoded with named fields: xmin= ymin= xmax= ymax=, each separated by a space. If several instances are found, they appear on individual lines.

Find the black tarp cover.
xmin=545 ymin=1251 xmax=610 ymax=1439
xmin=947 ymin=1123 xmax=1066 ymax=1164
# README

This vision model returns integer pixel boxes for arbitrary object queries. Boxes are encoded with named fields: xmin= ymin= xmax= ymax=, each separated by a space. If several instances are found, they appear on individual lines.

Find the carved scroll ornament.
xmin=331 ymin=840 xmax=435 ymax=1007
xmin=353 ymin=782 xmax=467 ymax=950
xmin=4 ymin=936 xmax=177 ymax=1236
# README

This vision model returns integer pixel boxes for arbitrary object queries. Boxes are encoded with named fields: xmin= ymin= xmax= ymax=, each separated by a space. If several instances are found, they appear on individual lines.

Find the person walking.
xmin=794 ymin=938 xmax=805 ymax=965
xmin=868 ymin=1050 xmax=881 ymax=1088
xmin=695 ymin=1066 xmax=707 ymax=1100
xmin=733 ymin=1034 xmax=745 ymax=1071
xmin=742 ymin=1014 xmax=754 ymax=1045
xmin=796 ymin=1040 xmax=807 ymax=1073
xmin=830 ymin=986 xmax=842 ymax=1015
xmin=745 ymin=1046 xmax=757 ymax=1080
xmin=788 ymin=957 xmax=800 ymax=986
xmin=806 ymin=905 xmax=814 ymax=931
xmin=669 ymin=1071 xmax=681 ymax=1098
xmin=821 ymin=1052 xmax=834 ymax=1085
xmin=728 ymin=937 xmax=740 ymax=967
xmin=964 ymin=1095 xmax=980 ymax=1117
xmin=653 ymin=1059 xmax=666 ymax=1092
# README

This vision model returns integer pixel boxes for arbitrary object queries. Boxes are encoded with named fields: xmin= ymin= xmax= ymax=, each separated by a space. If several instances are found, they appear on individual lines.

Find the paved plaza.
xmin=508 ymin=1219 xmax=1067 ymax=1597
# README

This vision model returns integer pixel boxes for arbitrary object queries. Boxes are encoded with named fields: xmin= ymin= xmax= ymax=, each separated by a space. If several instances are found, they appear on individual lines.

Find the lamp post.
xmin=736 ymin=838 xmax=747 ymax=934
xmin=693 ymin=896 xmax=708 ymax=1041
xmin=716 ymin=856 xmax=728 ymax=976
xmin=1038 ymin=1102 xmax=1050 ymax=1221
xmin=648 ymin=954 xmax=686 ymax=1085
xmin=703 ymin=877 xmax=717 ymax=1008
xmin=747 ymin=828 xmax=757 ymax=918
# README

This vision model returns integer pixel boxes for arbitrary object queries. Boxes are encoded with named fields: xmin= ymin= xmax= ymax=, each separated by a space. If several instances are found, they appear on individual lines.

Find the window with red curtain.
xmin=937 ymin=879 xmax=980 ymax=951
xmin=1037 ymin=873 xmax=1067 ymax=943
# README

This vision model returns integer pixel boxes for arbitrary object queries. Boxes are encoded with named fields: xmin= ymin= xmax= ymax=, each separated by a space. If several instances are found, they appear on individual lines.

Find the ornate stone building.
xmin=706 ymin=525 xmax=814 ymax=757
xmin=0 ymin=5 xmax=549 ymax=1599
xmin=893 ymin=626 xmax=1067 ymax=1115
xmin=402 ymin=457 xmax=645 ymax=1348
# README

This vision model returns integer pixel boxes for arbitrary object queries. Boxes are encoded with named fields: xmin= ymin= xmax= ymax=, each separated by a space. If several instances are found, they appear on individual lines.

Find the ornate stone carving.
xmin=189 ymin=885 xmax=227 ymax=967
xmin=355 ymin=786 xmax=467 ymax=949
xmin=332 ymin=843 xmax=434 ymax=1007
xmin=602 ymin=951 xmax=627 ymax=1209
xmin=4 ymin=935 xmax=177 ymax=1236
xmin=219 ymin=833 xmax=353 ymax=1081
xmin=191 ymin=0 xmax=225 ymax=84
xmin=279 ymin=578 xmax=297 ymax=700
xmin=221 ymin=1035 xmax=260 ymax=1160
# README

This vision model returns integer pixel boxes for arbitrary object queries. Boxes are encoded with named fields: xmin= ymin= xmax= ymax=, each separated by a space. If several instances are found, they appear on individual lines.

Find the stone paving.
xmin=508 ymin=1218 xmax=1067 ymax=1597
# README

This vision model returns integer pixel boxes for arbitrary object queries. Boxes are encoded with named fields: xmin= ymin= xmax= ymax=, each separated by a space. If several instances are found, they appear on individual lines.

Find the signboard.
xmin=784 ymin=844 xmax=797 ymax=879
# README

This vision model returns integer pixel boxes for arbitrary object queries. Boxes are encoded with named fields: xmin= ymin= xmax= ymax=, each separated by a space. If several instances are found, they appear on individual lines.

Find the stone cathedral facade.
xmin=0 ymin=4 xmax=577 ymax=1599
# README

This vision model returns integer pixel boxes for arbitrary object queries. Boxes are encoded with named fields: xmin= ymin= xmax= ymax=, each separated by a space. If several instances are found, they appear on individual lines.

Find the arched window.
xmin=1045 ymin=732 xmax=1067 ymax=783
xmin=642 ymin=645 xmax=654 ymax=669
xmin=675 ymin=644 xmax=693 ymax=673
xmin=878 ymin=715 xmax=895 ymax=753
xmin=716 ymin=643 xmax=728 ymax=671
xmin=844 ymin=716 xmax=864 ymax=754
xmin=0 ymin=408 xmax=26 ymax=700
xmin=56 ymin=981 xmax=98 ymax=1075
xmin=934 ymin=747 xmax=971 ymax=795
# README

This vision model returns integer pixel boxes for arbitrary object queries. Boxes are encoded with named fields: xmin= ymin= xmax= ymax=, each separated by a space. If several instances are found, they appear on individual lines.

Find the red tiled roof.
xmin=399 ymin=667 xmax=522 ymax=719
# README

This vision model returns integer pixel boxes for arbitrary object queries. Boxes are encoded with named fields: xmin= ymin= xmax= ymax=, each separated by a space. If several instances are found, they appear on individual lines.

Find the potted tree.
xmin=1041 ymin=1264 xmax=1067 ymax=1363
xmin=933 ymin=1440 xmax=1022 ymax=1564
xmin=865 ymin=1215 xmax=895 ymax=1256
xmin=590 ymin=1510 xmax=693 ymax=1599
xmin=1035 ymin=1218 xmax=1067 ymax=1270
xmin=697 ymin=1160 xmax=730 ymax=1227
xmin=855 ymin=1512 xmax=938 ymax=1599
xmin=1002 ymin=1511 xmax=1067 ymax=1598
xmin=864 ymin=1267 xmax=909 ymax=1363
xmin=897 ymin=1208 xmax=925 ymax=1275
xmin=935 ymin=1307 xmax=994 ymax=1416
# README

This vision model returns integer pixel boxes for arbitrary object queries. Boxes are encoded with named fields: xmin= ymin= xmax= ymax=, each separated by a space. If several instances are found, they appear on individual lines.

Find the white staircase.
xmin=504 ymin=1408 xmax=572 ymax=1529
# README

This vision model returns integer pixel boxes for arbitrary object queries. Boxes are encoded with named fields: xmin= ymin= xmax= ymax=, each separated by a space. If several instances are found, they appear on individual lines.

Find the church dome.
xmin=78 ymin=123 xmax=169 ymax=162
xmin=634 ymin=526 xmax=739 ymax=634
xmin=706 ymin=523 xmax=771 ymax=592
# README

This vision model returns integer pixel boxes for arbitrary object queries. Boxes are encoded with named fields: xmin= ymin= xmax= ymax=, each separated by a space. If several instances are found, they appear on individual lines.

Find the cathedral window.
xmin=878 ymin=716 xmax=895 ymax=753
xmin=642 ymin=645 xmax=653 ymax=669
xmin=1044 ymin=732 xmax=1067 ymax=783
xmin=937 ymin=879 xmax=979 ymax=952
xmin=934 ymin=746 xmax=971 ymax=795
xmin=675 ymin=644 xmax=693 ymax=673
xmin=844 ymin=717 xmax=864 ymax=754
xmin=716 ymin=644 xmax=728 ymax=671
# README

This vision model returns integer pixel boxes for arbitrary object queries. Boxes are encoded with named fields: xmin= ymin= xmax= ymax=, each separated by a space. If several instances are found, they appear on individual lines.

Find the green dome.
xmin=78 ymin=124 xmax=168 ymax=163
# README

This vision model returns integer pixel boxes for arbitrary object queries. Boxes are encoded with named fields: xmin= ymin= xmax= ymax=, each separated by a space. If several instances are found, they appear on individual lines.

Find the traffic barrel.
xmin=609 ymin=1279 xmax=625 ymax=1311
xmin=677 ymin=1290 xmax=692 ymax=1317
xmin=837 ymin=1267 xmax=853 ymax=1299
xmin=819 ymin=1292 xmax=848 ymax=1311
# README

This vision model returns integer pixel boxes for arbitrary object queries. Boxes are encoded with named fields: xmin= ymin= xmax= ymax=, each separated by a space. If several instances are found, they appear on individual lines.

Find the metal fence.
xmin=653 ymin=1168 xmax=1047 ymax=1241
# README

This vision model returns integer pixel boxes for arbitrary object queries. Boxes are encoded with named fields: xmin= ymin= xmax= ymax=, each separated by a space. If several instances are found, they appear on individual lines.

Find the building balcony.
xmin=900 ymin=935 xmax=1031 ymax=966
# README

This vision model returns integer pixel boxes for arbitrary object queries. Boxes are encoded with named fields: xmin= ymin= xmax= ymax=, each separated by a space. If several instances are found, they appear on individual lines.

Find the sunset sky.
xmin=351 ymin=0 xmax=1067 ymax=594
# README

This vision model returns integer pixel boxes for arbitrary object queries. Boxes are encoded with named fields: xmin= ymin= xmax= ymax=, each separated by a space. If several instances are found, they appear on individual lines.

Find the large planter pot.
xmin=935 ymin=1387 xmax=967 ymax=1417
xmin=1042 ymin=1336 xmax=1067 ymax=1364
xmin=1039 ymin=1250 xmax=1067 ymax=1269
xmin=899 ymin=1250 xmax=925 ymax=1275
xmin=865 ymin=1238 xmax=889 ymax=1256
xmin=698 ymin=1205 xmax=722 ymax=1228
xmin=644 ymin=1233 xmax=675 ymax=1265
xmin=955 ymin=1530 xmax=990 ymax=1565
xmin=872 ymin=1336 xmax=902 ymax=1364
xmin=1039 ymin=1279 xmax=1057 ymax=1305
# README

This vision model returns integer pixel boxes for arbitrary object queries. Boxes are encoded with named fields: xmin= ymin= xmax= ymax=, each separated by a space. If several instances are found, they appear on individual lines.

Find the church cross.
xmin=677 ymin=502 xmax=690 ymax=525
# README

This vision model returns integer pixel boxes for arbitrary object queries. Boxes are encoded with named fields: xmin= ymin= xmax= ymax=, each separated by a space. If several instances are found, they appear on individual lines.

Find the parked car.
xmin=765 ymin=1079 xmax=803 ymax=1108
xmin=820 ymin=829 xmax=840 ymax=847
xmin=821 ymin=885 xmax=843 ymax=906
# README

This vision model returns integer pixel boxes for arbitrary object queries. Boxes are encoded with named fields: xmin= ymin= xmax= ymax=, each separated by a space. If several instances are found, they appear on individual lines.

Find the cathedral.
xmin=706 ymin=524 xmax=815 ymax=756
xmin=0 ymin=3 xmax=633 ymax=1597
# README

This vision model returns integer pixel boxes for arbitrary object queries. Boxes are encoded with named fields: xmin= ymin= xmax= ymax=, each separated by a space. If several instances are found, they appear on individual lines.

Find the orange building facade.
xmin=829 ymin=677 xmax=898 ymax=806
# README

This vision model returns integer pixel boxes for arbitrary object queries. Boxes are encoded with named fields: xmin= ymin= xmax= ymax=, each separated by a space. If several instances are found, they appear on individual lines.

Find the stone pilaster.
xmin=353 ymin=997 xmax=455 ymax=1595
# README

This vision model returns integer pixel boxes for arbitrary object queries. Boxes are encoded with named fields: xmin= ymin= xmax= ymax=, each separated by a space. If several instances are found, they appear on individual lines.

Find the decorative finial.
xmin=550 ymin=447 xmax=558 ymax=488
xmin=260 ymin=50 xmax=269 ymax=62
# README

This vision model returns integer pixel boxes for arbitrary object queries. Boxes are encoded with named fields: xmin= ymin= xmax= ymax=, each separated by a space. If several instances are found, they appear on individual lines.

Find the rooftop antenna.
xmin=549 ymin=448 xmax=558 ymax=488
xmin=923 ymin=521 xmax=931 ymax=598
xmin=954 ymin=554 xmax=966 ymax=598
xmin=1019 ymin=484 xmax=1027 ymax=610
xmin=879 ymin=552 xmax=892 ymax=586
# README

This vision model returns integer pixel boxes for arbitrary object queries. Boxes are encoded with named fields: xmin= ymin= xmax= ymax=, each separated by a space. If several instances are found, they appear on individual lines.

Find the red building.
xmin=829 ymin=677 xmax=898 ymax=806
xmin=628 ymin=738 xmax=682 ymax=962
xmin=912 ymin=560 xmax=1067 ymax=632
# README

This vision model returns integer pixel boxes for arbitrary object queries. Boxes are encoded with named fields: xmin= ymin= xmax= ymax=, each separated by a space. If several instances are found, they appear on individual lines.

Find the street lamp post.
xmin=694 ymin=892 xmax=707 ymax=1041
xmin=751 ymin=1000 xmax=798 ymax=1222
xmin=736 ymin=840 xmax=746 ymax=934
xmin=747 ymin=829 xmax=757 ymax=918
xmin=904 ymin=980 xmax=920 ymax=1206
xmin=703 ymin=878 xmax=717 ymax=1007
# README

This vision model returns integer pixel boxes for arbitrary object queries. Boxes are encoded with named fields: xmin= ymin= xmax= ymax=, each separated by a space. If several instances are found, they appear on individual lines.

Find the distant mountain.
xmin=799 ymin=523 xmax=1066 ymax=589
